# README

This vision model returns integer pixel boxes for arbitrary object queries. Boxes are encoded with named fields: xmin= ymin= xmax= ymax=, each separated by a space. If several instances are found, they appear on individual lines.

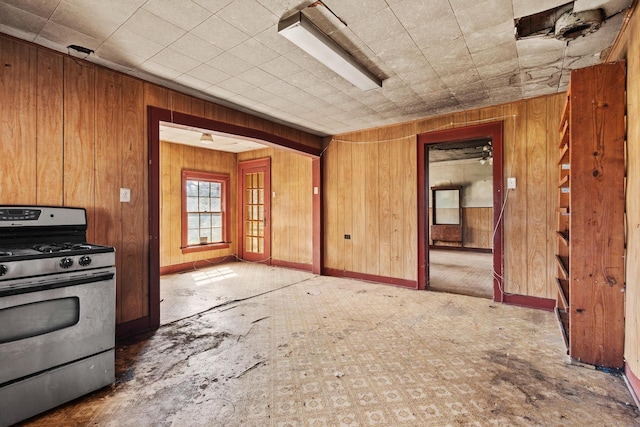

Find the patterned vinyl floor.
xmin=17 ymin=262 xmax=639 ymax=427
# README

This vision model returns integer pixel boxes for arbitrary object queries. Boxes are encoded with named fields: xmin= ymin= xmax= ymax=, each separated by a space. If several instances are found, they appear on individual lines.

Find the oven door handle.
xmin=0 ymin=272 xmax=115 ymax=297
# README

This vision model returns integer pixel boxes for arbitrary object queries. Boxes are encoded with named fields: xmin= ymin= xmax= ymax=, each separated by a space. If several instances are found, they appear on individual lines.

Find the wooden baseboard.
xmin=323 ymin=268 xmax=417 ymax=289
xmin=502 ymin=294 xmax=556 ymax=311
xmin=271 ymin=259 xmax=312 ymax=272
xmin=160 ymin=255 xmax=236 ymax=275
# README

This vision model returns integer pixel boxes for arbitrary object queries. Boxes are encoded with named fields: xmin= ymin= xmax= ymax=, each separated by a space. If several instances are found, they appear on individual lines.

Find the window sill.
xmin=181 ymin=243 xmax=230 ymax=254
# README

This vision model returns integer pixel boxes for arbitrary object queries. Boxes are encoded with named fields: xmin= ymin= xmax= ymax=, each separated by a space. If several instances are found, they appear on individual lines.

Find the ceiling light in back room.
xmin=278 ymin=11 xmax=382 ymax=91
xmin=200 ymin=133 xmax=214 ymax=143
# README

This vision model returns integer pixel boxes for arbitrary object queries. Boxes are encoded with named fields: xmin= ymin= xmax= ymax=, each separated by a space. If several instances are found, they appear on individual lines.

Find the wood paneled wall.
xmin=238 ymin=148 xmax=313 ymax=267
xmin=325 ymin=96 xmax=564 ymax=298
xmin=160 ymin=141 xmax=237 ymax=268
xmin=0 ymin=34 xmax=321 ymax=326
xmin=609 ymin=3 xmax=640 ymax=388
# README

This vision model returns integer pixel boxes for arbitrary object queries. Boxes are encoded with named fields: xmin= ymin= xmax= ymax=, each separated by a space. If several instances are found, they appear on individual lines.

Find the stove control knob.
xmin=79 ymin=256 xmax=92 ymax=266
xmin=0 ymin=265 xmax=7 ymax=276
xmin=60 ymin=257 xmax=74 ymax=269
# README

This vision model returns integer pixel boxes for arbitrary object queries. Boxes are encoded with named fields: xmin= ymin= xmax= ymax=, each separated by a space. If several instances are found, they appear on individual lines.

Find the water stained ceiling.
xmin=0 ymin=0 xmax=633 ymax=137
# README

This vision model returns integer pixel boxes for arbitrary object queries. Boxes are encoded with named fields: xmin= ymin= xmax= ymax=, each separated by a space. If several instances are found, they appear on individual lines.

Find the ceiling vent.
xmin=554 ymin=9 xmax=604 ymax=40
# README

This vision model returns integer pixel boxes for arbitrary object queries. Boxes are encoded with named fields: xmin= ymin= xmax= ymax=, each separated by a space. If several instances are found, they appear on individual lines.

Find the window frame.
xmin=181 ymin=170 xmax=230 ymax=253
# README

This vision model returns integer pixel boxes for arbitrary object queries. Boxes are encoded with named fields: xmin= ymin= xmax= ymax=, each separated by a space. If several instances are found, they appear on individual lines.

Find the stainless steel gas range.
xmin=0 ymin=206 xmax=116 ymax=427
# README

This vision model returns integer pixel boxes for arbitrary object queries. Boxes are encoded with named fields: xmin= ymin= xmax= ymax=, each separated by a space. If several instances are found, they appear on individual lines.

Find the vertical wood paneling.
xmin=525 ymin=97 xmax=548 ymax=297
xmin=36 ymin=49 xmax=63 ymax=205
xmin=377 ymin=131 xmax=392 ymax=277
xmin=94 ymin=68 xmax=123 ymax=324
xmin=339 ymin=139 xmax=352 ymax=272
xmin=63 ymin=57 xmax=95 ymax=240
xmin=365 ymin=129 xmax=380 ymax=275
xmin=121 ymin=76 xmax=147 ymax=322
xmin=388 ymin=128 xmax=405 ymax=279
xmin=503 ymin=102 xmax=528 ymax=294
xmin=0 ymin=37 xmax=37 ymax=204
xmin=402 ymin=126 xmax=417 ymax=280
xmin=351 ymin=135 xmax=367 ymax=274
xmin=323 ymin=142 xmax=339 ymax=269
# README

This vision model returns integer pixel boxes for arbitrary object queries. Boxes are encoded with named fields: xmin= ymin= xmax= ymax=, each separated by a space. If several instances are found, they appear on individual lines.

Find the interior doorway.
xmin=417 ymin=122 xmax=504 ymax=301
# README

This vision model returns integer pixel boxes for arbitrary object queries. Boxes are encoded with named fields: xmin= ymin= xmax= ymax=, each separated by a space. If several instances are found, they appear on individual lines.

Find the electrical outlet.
xmin=120 ymin=188 xmax=131 ymax=203
xmin=344 ymin=234 xmax=351 ymax=240
xmin=507 ymin=177 xmax=516 ymax=189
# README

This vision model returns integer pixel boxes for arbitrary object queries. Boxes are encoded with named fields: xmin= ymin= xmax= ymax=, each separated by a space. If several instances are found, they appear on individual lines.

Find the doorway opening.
xmin=140 ymin=107 xmax=322 ymax=333
xmin=417 ymin=122 xmax=504 ymax=301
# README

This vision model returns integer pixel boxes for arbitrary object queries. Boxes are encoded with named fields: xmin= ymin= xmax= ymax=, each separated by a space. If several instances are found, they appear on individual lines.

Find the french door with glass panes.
xmin=238 ymin=158 xmax=271 ymax=263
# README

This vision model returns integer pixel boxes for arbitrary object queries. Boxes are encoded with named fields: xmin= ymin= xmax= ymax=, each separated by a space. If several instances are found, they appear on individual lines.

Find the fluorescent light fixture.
xmin=278 ymin=11 xmax=382 ymax=91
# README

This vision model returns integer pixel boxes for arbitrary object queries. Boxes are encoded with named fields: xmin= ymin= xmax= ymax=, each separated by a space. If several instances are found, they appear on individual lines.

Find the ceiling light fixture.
xmin=278 ymin=11 xmax=382 ymax=91
xmin=200 ymin=133 xmax=214 ymax=143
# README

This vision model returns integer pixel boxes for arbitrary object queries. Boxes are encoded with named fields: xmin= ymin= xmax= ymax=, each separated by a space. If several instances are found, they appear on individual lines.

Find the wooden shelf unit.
xmin=554 ymin=61 xmax=626 ymax=369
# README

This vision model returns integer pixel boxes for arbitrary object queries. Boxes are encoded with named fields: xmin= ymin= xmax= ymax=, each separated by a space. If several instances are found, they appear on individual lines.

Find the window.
xmin=181 ymin=170 xmax=230 ymax=253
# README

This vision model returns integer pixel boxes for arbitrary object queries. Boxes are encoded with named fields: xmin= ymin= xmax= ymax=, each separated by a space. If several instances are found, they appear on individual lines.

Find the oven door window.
xmin=0 ymin=297 xmax=80 ymax=344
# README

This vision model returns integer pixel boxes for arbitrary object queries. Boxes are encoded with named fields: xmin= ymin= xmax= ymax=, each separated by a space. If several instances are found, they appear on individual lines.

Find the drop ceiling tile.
xmin=175 ymin=73 xmax=212 ymax=90
xmin=37 ymin=20 xmax=101 ymax=51
xmin=511 ymin=0 xmax=570 ymax=19
xmin=259 ymin=55 xmax=303 ymax=78
xmin=0 ymin=2 xmax=47 ymax=39
xmin=323 ymin=0 xmax=390 ymax=26
xmin=228 ymin=37 xmax=279 ymax=67
xmin=50 ymin=0 xmax=144 ymax=40
xmin=170 ymin=33 xmax=223 ymax=62
xmin=191 ymin=14 xmax=250 ymax=50
xmin=348 ymin=7 xmax=405 ymax=45
xmin=151 ymin=47 xmax=200 ymax=73
xmin=471 ymin=42 xmax=518 ymax=68
xmin=142 ymin=0 xmax=212 ymax=31
xmin=476 ymin=57 xmax=519 ymax=80
xmin=411 ymin=15 xmax=464 ymax=49
xmin=516 ymin=37 xmax=565 ymax=68
xmin=192 ymin=0 xmax=233 ymax=13
xmin=261 ymin=80 xmax=300 ymax=97
xmin=187 ymin=63 xmax=230 ymax=84
xmin=217 ymin=0 xmax=275 ymax=36
xmin=424 ymin=39 xmax=475 ymax=76
xmin=2 ymin=0 xmax=60 ymax=19
xmin=236 ymin=67 xmax=279 ymax=86
xmin=96 ymin=27 xmax=165 ymax=67
xmin=215 ymin=76 xmax=256 ymax=94
xmin=463 ymin=19 xmax=516 ymax=54
xmin=574 ymin=0 xmax=632 ymax=15
xmin=139 ymin=59 xmax=183 ymax=80
xmin=203 ymin=84 xmax=237 ymax=99
xmin=122 ymin=8 xmax=186 ymax=46
xmin=369 ymin=33 xmax=428 ymax=75
xmin=454 ymin=0 xmax=514 ymax=32
xmin=207 ymin=51 xmax=253 ymax=75
xmin=253 ymin=25 xmax=298 ymax=55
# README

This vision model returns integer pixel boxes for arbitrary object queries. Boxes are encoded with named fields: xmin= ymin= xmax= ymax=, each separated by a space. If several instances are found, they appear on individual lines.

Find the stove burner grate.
xmin=32 ymin=243 xmax=94 ymax=254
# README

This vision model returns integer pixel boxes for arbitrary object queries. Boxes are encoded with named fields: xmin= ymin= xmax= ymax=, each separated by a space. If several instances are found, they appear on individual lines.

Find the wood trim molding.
xmin=417 ymin=121 xmax=504 ymax=299
xmin=271 ymin=259 xmax=313 ymax=272
xmin=625 ymin=364 xmax=640 ymax=407
xmin=323 ymin=268 xmax=418 ymax=289
xmin=502 ymin=294 xmax=556 ymax=311
xmin=159 ymin=256 xmax=237 ymax=275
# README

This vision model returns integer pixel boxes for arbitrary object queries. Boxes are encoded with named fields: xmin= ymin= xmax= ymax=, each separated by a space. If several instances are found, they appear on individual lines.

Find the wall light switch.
xmin=507 ymin=177 xmax=516 ymax=189
xmin=120 ymin=188 xmax=131 ymax=203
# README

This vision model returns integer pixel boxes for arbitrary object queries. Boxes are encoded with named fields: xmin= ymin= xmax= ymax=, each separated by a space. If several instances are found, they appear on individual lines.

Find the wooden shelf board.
xmin=558 ymin=144 xmax=569 ymax=164
xmin=556 ymin=255 xmax=569 ymax=279
xmin=556 ymin=278 xmax=570 ymax=308
xmin=555 ymin=307 xmax=570 ymax=351
xmin=558 ymin=175 xmax=569 ymax=187
xmin=558 ymin=94 xmax=570 ymax=132
xmin=557 ymin=207 xmax=569 ymax=215
xmin=556 ymin=230 xmax=569 ymax=245
xmin=558 ymin=122 xmax=569 ymax=149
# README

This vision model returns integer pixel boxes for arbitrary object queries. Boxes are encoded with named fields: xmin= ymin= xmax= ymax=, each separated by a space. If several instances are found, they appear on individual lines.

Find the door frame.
xmin=417 ymin=122 xmax=504 ymax=301
xmin=122 ymin=106 xmax=323 ymax=337
xmin=238 ymin=158 xmax=271 ymax=263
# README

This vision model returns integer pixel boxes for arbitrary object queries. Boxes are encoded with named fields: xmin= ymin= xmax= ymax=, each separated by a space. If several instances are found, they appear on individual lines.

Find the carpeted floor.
xmin=17 ymin=262 xmax=639 ymax=426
